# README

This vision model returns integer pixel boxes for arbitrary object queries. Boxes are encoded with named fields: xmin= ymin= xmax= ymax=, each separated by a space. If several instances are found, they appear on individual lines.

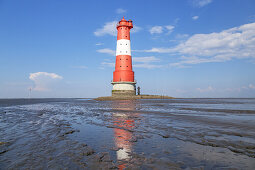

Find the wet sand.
xmin=0 ymin=98 xmax=255 ymax=169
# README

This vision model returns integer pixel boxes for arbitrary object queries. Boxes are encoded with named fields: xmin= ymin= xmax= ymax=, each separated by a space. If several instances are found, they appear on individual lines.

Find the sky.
xmin=0 ymin=0 xmax=255 ymax=98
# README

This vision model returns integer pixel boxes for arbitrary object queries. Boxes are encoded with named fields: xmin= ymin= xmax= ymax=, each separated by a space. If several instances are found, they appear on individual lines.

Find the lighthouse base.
xmin=111 ymin=81 xmax=136 ymax=96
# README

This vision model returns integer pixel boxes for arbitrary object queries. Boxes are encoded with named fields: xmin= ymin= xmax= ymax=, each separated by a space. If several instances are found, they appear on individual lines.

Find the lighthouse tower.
xmin=112 ymin=17 xmax=136 ymax=96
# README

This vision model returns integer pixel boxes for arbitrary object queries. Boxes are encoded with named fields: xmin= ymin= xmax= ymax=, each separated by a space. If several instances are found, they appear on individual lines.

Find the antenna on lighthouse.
xmin=28 ymin=88 xmax=32 ymax=98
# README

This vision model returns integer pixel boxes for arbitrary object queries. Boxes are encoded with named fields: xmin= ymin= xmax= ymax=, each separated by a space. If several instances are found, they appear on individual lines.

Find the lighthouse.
xmin=111 ymin=17 xmax=136 ymax=96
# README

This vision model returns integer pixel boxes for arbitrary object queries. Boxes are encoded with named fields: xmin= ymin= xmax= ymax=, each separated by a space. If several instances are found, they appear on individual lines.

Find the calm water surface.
xmin=0 ymin=98 xmax=255 ymax=169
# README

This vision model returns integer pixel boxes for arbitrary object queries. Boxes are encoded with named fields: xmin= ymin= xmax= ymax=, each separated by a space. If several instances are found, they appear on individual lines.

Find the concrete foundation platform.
xmin=111 ymin=81 xmax=136 ymax=96
xmin=112 ymin=90 xmax=136 ymax=96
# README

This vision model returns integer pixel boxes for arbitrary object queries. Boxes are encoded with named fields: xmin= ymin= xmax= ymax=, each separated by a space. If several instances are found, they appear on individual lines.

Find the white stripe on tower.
xmin=116 ymin=39 xmax=131 ymax=56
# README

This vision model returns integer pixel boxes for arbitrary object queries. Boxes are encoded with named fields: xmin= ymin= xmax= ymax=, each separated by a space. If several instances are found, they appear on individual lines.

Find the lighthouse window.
xmin=126 ymin=59 xmax=128 ymax=60
xmin=126 ymin=44 xmax=127 ymax=45
xmin=127 ymin=66 xmax=128 ymax=67
xmin=120 ymin=66 xmax=122 ymax=67
xmin=120 ymin=51 xmax=122 ymax=53
xmin=126 ymin=51 xmax=127 ymax=53
xmin=120 ymin=58 xmax=121 ymax=60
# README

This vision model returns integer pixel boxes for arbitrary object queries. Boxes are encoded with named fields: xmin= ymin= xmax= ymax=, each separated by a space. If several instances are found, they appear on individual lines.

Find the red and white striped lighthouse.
xmin=112 ymin=17 xmax=136 ymax=96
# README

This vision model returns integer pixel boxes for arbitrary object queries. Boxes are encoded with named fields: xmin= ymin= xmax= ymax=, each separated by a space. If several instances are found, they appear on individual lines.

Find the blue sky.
xmin=0 ymin=0 xmax=255 ymax=98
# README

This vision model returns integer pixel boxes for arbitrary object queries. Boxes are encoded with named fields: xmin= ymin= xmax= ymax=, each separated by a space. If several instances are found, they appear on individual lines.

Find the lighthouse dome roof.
xmin=121 ymin=17 xmax=126 ymax=21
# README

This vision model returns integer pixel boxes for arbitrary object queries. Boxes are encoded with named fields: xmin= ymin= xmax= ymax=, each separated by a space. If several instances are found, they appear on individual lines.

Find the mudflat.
xmin=0 ymin=98 xmax=255 ymax=169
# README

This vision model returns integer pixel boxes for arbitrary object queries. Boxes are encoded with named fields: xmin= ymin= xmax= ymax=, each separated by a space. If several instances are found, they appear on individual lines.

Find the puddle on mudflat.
xmin=0 ymin=98 xmax=255 ymax=169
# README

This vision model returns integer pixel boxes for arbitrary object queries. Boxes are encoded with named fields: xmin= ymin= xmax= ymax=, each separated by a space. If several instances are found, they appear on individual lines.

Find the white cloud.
xmin=175 ymin=34 xmax=189 ymax=39
xmin=196 ymin=86 xmax=214 ymax=92
xmin=149 ymin=25 xmax=174 ymax=35
xmin=140 ymin=22 xmax=255 ymax=67
xmin=165 ymin=25 xmax=175 ymax=35
xmin=133 ymin=56 xmax=160 ymax=63
xmin=96 ymin=43 xmax=104 ymax=46
xmin=116 ymin=8 xmax=127 ymax=14
xmin=29 ymin=72 xmax=62 ymax=80
xmin=133 ymin=56 xmax=162 ymax=69
xmin=149 ymin=26 xmax=163 ymax=34
xmin=133 ymin=63 xmax=163 ymax=69
xmin=248 ymin=15 xmax=255 ymax=22
xmin=224 ymin=84 xmax=255 ymax=92
xmin=29 ymin=72 xmax=63 ymax=91
xmin=138 ymin=48 xmax=173 ymax=53
xmin=192 ymin=16 xmax=199 ymax=20
xmin=94 ymin=21 xmax=118 ymax=36
xmin=171 ymin=22 xmax=255 ymax=66
xmin=97 ymin=48 xmax=115 ymax=56
xmin=193 ymin=0 xmax=212 ymax=7
xmin=101 ymin=62 xmax=115 ymax=68
xmin=132 ymin=25 xmax=142 ymax=33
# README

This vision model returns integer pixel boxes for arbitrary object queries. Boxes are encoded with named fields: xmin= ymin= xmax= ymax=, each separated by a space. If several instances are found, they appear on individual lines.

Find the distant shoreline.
xmin=1 ymin=97 xmax=255 ymax=100
xmin=94 ymin=95 xmax=175 ymax=101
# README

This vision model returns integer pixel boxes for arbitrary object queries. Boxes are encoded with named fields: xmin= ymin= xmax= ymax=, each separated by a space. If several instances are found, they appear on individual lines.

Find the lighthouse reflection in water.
xmin=111 ymin=100 xmax=139 ymax=169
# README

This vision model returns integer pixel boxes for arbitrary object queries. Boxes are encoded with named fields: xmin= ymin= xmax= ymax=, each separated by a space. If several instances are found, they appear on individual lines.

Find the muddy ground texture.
xmin=0 ymin=98 xmax=255 ymax=169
